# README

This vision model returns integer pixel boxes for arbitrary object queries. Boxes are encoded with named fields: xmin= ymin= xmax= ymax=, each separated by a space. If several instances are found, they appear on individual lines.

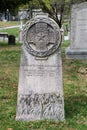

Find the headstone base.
xmin=16 ymin=46 xmax=65 ymax=122
xmin=66 ymin=47 xmax=87 ymax=59
xmin=16 ymin=92 xmax=65 ymax=121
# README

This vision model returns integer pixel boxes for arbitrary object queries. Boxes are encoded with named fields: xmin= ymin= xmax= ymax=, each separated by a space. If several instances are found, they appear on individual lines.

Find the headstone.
xmin=66 ymin=2 xmax=87 ymax=59
xmin=16 ymin=14 xmax=65 ymax=121
xmin=5 ymin=9 xmax=11 ymax=21
xmin=32 ymin=9 xmax=43 ymax=18
xmin=18 ymin=9 xmax=28 ymax=20
xmin=8 ymin=35 xmax=15 ymax=45
xmin=18 ymin=9 xmax=27 ymax=43
xmin=19 ymin=29 xmax=23 ymax=43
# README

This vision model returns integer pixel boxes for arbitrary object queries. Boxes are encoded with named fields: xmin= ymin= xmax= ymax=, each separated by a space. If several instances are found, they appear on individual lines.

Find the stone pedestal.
xmin=16 ymin=15 xmax=65 ymax=121
xmin=66 ymin=2 xmax=87 ymax=59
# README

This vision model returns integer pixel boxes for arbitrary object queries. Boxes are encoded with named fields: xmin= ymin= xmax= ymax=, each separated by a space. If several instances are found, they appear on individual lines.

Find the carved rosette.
xmin=23 ymin=16 xmax=61 ymax=57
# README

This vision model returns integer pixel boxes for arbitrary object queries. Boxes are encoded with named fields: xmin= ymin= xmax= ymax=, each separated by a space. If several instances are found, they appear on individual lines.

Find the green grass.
xmin=0 ymin=41 xmax=87 ymax=130
xmin=63 ymin=22 xmax=70 ymax=36
xmin=0 ymin=21 xmax=20 ymax=37
xmin=0 ymin=21 xmax=19 ymax=28
xmin=0 ymin=28 xmax=19 ymax=37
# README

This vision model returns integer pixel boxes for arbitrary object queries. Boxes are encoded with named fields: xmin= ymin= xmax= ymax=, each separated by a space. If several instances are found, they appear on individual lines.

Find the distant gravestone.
xmin=66 ymin=2 xmax=87 ymax=59
xmin=16 ymin=15 xmax=65 ymax=121
xmin=8 ymin=35 xmax=15 ymax=45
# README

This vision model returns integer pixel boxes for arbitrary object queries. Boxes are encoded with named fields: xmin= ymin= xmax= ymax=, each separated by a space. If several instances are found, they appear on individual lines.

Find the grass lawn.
xmin=0 ymin=28 xmax=19 ymax=37
xmin=0 ymin=41 xmax=87 ymax=130
xmin=0 ymin=21 xmax=20 ymax=37
xmin=0 ymin=21 xmax=20 ymax=28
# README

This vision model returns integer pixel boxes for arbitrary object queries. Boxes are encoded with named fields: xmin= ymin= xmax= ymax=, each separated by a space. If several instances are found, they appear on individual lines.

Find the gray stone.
xmin=60 ymin=25 xmax=64 ymax=44
xmin=19 ymin=29 xmax=23 ymax=43
xmin=16 ymin=15 xmax=65 ymax=121
xmin=66 ymin=2 xmax=87 ymax=59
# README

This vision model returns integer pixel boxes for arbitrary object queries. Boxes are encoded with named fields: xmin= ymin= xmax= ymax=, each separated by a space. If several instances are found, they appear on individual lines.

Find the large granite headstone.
xmin=16 ymin=15 xmax=65 ymax=121
xmin=66 ymin=2 xmax=87 ymax=59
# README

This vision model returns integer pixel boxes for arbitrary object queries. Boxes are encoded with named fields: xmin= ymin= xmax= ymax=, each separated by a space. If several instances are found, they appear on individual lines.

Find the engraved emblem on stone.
xmin=23 ymin=17 xmax=60 ymax=57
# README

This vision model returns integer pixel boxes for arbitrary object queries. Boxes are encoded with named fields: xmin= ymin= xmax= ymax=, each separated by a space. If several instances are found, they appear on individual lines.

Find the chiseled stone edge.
xmin=66 ymin=47 xmax=87 ymax=59
xmin=22 ymin=16 xmax=61 ymax=57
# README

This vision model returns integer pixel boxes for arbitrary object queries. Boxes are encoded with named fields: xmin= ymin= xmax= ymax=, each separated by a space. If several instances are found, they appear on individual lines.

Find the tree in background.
xmin=0 ymin=0 xmax=87 ymax=26
xmin=38 ymin=0 xmax=87 ymax=28
xmin=0 ymin=0 xmax=32 ymax=15
xmin=38 ymin=0 xmax=67 ymax=28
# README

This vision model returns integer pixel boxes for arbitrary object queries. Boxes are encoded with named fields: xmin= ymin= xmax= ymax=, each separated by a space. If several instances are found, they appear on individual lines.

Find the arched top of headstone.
xmin=23 ymin=15 xmax=61 ymax=57
xmin=66 ymin=2 xmax=87 ymax=59
xmin=72 ymin=2 xmax=87 ymax=10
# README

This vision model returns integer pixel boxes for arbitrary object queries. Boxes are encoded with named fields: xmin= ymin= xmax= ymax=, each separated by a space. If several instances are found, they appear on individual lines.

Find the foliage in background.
xmin=0 ymin=0 xmax=32 ymax=14
xmin=37 ymin=0 xmax=87 ymax=28
xmin=0 ymin=0 xmax=87 ymax=19
xmin=19 ymin=0 xmax=41 ymax=10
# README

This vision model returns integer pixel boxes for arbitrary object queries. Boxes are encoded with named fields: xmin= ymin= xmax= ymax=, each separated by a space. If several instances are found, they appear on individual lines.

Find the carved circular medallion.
xmin=23 ymin=16 xmax=61 ymax=57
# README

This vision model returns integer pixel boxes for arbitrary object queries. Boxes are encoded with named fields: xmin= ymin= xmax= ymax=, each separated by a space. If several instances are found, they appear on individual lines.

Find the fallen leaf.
xmin=8 ymin=128 xmax=13 ymax=130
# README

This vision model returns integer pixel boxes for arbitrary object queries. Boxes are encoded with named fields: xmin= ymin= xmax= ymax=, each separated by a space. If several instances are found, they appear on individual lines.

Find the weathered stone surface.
xmin=19 ymin=29 xmax=23 ymax=43
xmin=16 ymin=15 xmax=65 ymax=121
xmin=23 ymin=15 xmax=60 ymax=58
xmin=66 ymin=2 xmax=87 ymax=59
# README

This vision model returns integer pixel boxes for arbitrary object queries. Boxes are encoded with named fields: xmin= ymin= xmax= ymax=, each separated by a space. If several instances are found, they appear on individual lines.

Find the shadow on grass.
xmin=65 ymin=94 xmax=87 ymax=119
xmin=0 ymin=42 xmax=9 ymax=46
xmin=0 ymin=42 xmax=21 ymax=47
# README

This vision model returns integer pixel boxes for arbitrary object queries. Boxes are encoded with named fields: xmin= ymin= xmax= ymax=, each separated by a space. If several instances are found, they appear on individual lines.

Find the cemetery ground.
xmin=0 ymin=21 xmax=19 ymax=37
xmin=0 ymin=21 xmax=19 ymax=28
xmin=0 ymin=40 xmax=87 ymax=130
